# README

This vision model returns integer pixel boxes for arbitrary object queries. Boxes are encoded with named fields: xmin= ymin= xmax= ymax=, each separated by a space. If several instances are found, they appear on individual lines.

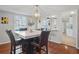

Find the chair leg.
xmin=14 ymin=46 xmax=16 ymax=54
xmin=46 ymin=45 xmax=48 ymax=54
xmin=38 ymin=47 xmax=41 ymax=54
xmin=10 ymin=46 xmax=12 ymax=54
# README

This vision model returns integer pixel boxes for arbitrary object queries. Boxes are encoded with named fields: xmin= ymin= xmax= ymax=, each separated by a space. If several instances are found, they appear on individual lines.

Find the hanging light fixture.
xmin=31 ymin=5 xmax=41 ymax=29
xmin=33 ymin=5 xmax=41 ymax=20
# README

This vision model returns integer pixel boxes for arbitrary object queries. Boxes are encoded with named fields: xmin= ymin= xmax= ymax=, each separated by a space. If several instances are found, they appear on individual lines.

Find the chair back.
xmin=19 ymin=28 xmax=27 ymax=31
xmin=6 ymin=30 xmax=16 ymax=45
xmin=40 ymin=31 xmax=50 ymax=46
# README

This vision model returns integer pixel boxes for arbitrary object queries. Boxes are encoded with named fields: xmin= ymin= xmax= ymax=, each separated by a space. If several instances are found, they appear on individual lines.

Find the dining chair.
xmin=6 ymin=30 xmax=23 ymax=54
xmin=31 ymin=31 xmax=50 ymax=54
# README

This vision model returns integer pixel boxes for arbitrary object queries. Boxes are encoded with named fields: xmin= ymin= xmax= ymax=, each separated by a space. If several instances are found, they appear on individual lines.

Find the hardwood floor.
xmin=0 ymin=43 xmax=11 ymax=54
xmin=0 ymin=41 xmax=79 ymax=54
xmin=48 ymin=41 xmax=79 ymax=54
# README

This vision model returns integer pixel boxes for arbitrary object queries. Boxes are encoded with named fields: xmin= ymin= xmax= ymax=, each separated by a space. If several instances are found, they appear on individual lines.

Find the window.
xmin=41 ymin=19 xmax=50 ymax=31
xmin=14 ymin=16 xmax=28 ymax=30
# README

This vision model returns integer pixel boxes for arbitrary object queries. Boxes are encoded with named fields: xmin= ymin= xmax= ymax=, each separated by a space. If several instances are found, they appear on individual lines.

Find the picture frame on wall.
xmin=0 ymin=17 xmax=9 ymax=24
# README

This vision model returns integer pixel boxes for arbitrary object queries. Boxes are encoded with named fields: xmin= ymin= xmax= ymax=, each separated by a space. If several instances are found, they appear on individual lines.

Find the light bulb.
xmin=34 ymin=13 xmax=40 ymax=17
xmin=70 ymin=11 xmax=75 ymax=15
xmin=51 ymin=15 xmax=56 ymax=18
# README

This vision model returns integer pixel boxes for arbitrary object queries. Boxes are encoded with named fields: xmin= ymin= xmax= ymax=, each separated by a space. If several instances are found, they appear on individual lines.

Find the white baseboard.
xmin=0 ymin=41 xmax=10 ymax=45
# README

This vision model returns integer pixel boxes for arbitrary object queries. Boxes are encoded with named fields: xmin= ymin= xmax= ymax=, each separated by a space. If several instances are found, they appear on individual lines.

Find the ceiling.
xmin=0 ymin=5 xmax=79 ymax=17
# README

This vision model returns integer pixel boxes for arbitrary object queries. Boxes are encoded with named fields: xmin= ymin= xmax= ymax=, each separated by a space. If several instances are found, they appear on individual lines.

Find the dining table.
xmin=14 ymin=30 xmax=41 ymax=39
xmin=14 ymin=30 xmax=41 ymax=54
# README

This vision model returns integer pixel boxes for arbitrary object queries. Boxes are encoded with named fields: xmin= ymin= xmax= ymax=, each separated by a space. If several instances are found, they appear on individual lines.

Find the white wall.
xmin=60 ymin=10 xmax=78 ymax=47
xmin=0 ymin=11 xmax=14 ymax=44
xmin=61 ymin=10 xmax=78 ymax=39
xmin=0 ymin=10 xmax=29 ymax=44
xmin=76 ymin=10 xmax=79 ymax=48
xmin=49 ymin=10 xmax=78 ymax=47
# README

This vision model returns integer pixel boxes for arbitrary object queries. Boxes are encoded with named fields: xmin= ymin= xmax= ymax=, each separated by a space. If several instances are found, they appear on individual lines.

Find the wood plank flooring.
xmin=0 ymin=43 xmax=11 ymax=54
xmin=48 ymin=41 xmax=79 ymax=54
xmin=0 ymin=41 xmax=79 ymax=54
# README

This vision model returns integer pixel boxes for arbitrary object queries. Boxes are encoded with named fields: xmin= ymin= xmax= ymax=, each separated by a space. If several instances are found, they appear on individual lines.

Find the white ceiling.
xmin=0 ymin=5 xmax=79 ymax=17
